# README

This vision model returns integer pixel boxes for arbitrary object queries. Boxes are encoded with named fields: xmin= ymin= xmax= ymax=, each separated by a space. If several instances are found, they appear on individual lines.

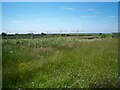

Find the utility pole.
xmin=77 ymin=29 xmax=79 ymax=37
xmin=31 ymin=30 xmax=33 ymax=39
xmin=60 ymin=30 xmax=62 ymax=36
xmin=47 ymin=31 xmax=48 ymax=38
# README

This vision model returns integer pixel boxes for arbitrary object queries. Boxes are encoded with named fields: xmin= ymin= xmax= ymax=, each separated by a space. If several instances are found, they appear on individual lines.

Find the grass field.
xmin=2 ymin=36 xmax=119 ymax=88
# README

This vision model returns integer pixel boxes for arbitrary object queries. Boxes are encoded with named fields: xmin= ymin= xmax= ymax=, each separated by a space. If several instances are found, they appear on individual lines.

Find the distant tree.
xmin=41 ymin=32 xmax=47 ymax=35
xmin=2 ymin=32 xmax=7 ymax=36
xmin=61 ymin=34 xmax=65 ymax=36
xmin=99 ymin=33 xmax=102 ymax=35
xmin=67 ymin=34 xmax=70 ymax=36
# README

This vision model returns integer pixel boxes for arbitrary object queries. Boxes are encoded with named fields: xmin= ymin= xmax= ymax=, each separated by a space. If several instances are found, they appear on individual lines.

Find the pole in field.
xmin=31 ymin=30 xmax=33 ymax=39
xmin=77 ymin=29 xmax=79 ymax=36
xmin=60 ymin=30 xmax=62 ymax=36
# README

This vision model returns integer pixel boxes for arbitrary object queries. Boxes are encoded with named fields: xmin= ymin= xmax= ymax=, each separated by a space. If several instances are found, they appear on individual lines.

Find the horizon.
xmin=1 ymin=31 xmax=117 ymax=35
xmin=2 ymin=2 xmax=118 ymax=34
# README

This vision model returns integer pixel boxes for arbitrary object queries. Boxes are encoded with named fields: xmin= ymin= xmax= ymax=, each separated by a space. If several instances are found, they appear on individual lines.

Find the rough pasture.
xmin=2 ymin=36 xmax=119 ymax=88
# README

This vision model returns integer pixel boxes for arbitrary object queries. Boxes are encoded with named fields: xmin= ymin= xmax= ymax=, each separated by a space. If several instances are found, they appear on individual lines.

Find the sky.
xmin=2 ymin=0 xmax=120 ymax=2
xmin=2 ymin=2 xmax=118 ymax=34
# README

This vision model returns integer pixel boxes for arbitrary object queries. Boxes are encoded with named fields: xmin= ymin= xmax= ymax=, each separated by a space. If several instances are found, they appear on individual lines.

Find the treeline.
xmin=1 ymin=32 xmax=119 ymax=39
xmin=1 ymin=32 xmax=47 ymax=39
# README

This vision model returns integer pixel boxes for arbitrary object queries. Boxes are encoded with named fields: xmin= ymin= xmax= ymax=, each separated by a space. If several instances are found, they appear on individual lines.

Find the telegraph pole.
xmin=31 ymin=30 xmax=33 ymax=39
xmin=77 ymin=29 xmax=79 ymax=37
xmin=60 ymin=30 xmax=62 ymax=36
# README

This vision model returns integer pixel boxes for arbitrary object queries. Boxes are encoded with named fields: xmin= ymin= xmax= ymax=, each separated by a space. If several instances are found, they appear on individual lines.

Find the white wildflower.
xmin=10 ymin=50 xmax=13 ymax=54
xmin=31 ymin=82 xmax=34 ymax=84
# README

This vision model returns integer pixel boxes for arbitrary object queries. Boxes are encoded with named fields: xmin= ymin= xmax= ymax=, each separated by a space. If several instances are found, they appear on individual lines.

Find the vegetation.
xmin=2 ymin=32 xmax=119 ymax=39
xmin=2 ymin=34 xmax=119 ymax=88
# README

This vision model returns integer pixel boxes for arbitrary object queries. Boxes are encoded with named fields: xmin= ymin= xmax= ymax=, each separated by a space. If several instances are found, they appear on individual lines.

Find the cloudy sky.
xmin=2 ymin=2 xmax=118 ymax=34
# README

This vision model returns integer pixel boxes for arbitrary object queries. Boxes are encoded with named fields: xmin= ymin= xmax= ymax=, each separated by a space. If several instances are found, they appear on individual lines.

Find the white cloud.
xmin=79 ymin=15 xmax=98 ymax=19
xmin=87 ymin=8 xmax=94 ymax=12
xmin=61 ymin=7 xmax=75 ymax=11
xmin=87 ymin=8 xmax=102 ymax=14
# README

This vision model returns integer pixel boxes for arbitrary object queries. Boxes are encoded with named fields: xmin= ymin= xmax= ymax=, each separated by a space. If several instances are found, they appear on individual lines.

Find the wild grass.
xmin=2 ymin=36 xmax=118 ymax=88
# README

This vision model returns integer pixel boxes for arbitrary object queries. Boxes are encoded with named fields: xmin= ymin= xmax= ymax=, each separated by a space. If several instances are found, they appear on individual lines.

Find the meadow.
xmin=2 ymin=35 xmax=119 ymax=88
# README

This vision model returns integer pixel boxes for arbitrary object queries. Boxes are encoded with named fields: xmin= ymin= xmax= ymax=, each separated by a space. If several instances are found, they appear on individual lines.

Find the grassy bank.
xmin=2 ymin=36 xmax=118 ymax=88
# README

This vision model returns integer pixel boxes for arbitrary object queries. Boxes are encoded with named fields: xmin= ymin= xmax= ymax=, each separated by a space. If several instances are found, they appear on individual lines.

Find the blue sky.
xmin=2 ymin=2 xmax=118 ymax=34
xmin=2 ymin=0 xmax=120 ymax=2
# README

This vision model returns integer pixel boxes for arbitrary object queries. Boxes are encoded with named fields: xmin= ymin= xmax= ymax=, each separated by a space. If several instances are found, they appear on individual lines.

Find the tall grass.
xmin=2 ymin=37 xmax=118 ymax=88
